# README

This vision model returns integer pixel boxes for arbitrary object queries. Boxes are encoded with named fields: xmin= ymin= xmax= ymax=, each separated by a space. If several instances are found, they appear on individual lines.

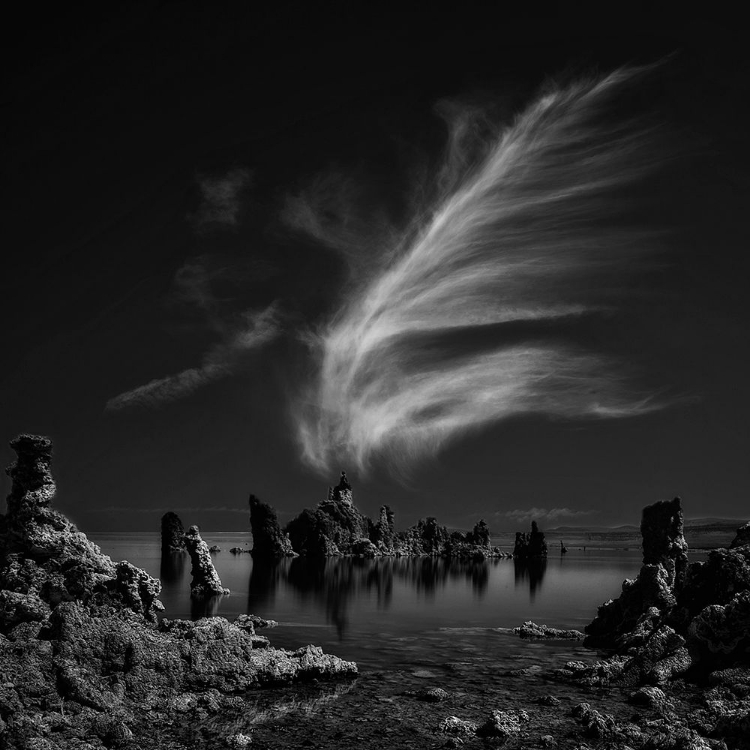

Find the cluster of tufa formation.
xmin=546 ymin=496 xmax=750 ymax=742
xmin=512 ymin=520 xmax=548 ymax=558
xmin=0 ymin=435 xmax=357 ymax=749
xmin=251 ymin=471 xmax=501 ymax=559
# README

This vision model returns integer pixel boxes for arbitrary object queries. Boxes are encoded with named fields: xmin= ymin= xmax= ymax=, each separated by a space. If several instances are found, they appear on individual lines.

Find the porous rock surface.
xmin=0 ymin=435 xmax=357 ymax=749
xmin=184 ymin=524 xmax=230 ymax=598
xmin=542 ymin=495 xmax=750 ymax=746
xmin=274 ymin=471 xmax=500 ymax=559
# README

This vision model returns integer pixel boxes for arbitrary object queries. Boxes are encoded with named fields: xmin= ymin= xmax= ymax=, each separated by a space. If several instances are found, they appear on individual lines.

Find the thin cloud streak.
xmin=295 ymin=67 xmax=670 ymax=475
xmin=106 ymin=304 xmax=279 ymax=411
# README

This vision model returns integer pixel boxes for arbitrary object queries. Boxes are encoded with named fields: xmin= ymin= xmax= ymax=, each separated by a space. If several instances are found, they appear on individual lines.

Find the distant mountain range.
xmin=548 ymin=518 xmax=745 ymax=533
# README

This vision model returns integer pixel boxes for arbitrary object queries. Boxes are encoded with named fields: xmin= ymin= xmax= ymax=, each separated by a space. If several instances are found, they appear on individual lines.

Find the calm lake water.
xmin=87 ymin=531 xmax=695 ymax=672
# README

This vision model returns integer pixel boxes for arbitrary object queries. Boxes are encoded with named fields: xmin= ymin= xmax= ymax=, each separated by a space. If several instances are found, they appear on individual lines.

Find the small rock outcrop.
xmin=161 ymin=511 xmax=186 ymax=553
xmin=513 ymin=621 xmax=584 ymax=640
xmin=184 ymin=525 xmax=230 ymax=598
xmin=0 ymin=435 xmax=357 ymax=748
xmin=249 ymin=494 xmax=296 ymax=558
xmin=513 ymin=520 xmax=548 ymax=558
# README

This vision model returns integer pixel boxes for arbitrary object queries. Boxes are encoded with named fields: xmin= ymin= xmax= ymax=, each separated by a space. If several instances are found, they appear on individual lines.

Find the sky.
xmin=2 ymin=6 xmax=749 ymax=532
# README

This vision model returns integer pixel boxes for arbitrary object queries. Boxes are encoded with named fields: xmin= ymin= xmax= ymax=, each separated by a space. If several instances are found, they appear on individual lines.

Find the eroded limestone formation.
xmin=282 ymin=472 xmax=500 ymax=558
xmin=0 ymin=435 xmax=357 ymax=748
xmin=249 ymin=494 xmax=295 ymax=558
xmin=161 ymin=511 xmax=186 ymax=553
xmin=184 ymin=525 xmax=230 ymax=598
xmin=564 ymin=496 xmax=750 ymax=695
xmin=512 ymin=520 xmax=548 ymax=558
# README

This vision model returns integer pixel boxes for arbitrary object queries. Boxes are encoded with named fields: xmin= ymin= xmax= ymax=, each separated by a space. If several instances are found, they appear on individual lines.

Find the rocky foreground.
xmin=0 ymin=435 xmax=356 ymax=749
xmin=3 ymin=435 xmax=750 ymax=749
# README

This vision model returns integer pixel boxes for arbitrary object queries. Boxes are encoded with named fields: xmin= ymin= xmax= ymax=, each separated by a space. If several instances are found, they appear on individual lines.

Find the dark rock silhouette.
xmin=161 ymin=511 xmax=186 ymax=553
xmin=370 ymin=505 xmax=395 ymax=551
xmin=561 ymin=496 xmax=750 ymax=696
xmin=512 ymin=520 xmax=548 ymax=558
xmin=585 ymin=497 xmax=688 ymax=649
xmin=282 ymin=472 xmax=500 ymax=559
xmin=249 ymin=494 xmax=296 ymax=558
xmin=184 ymin=525 xmax=230 ymax=598
xmin=285 ymin=472 xmax=371 ymax=556
xmin=0 ymin=435 xmax=357 ymax=748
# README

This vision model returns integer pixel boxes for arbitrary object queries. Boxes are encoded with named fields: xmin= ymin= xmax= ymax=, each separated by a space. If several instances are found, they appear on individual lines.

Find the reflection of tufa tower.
xmin=332 ymin=471 xmax=353 ymax=507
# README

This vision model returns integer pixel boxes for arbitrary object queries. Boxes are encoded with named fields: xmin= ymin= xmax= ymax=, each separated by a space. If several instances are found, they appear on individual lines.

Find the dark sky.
xmin=3 ymin=5 xmax=749 ymax=532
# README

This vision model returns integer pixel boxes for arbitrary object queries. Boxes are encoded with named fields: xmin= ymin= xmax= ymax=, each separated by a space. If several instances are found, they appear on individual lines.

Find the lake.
xmin=88 ymin=532 xmax=687 ymax=672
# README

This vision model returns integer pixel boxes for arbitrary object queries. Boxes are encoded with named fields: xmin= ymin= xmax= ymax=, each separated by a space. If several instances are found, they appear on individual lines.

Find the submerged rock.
xmin=514 ymin=621 xmax=584 ymax=640
xmin=184 ymin=525 xmax=230 ymax=598
xmin=0 ymin=434 xmax=357 ymax=749
xmin=161 ymin=511 xmax=185 ymax=553
xmin=249 ymin=494 xmax=296 ymax=558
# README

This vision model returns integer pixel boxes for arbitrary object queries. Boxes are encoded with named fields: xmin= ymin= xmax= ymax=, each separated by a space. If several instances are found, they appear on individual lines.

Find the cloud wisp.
xmin=106 ymin=304 xmax=278 ymax=411
xmin=294 ymin=67 xmax=670 ymax=475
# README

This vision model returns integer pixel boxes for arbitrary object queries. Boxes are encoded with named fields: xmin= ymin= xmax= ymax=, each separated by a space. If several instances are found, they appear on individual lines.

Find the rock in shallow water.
xmin=184 ymin=524 xmax=230 ymax=598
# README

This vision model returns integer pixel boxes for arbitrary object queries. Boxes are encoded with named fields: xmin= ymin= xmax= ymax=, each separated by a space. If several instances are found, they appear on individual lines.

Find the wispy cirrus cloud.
xmin=292 ymin=65 xmax=672 ymax=475
xmin=105 ymin=304 xmax=279 ymax=411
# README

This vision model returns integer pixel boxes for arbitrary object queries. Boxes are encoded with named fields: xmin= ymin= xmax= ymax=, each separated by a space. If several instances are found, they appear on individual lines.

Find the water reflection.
xmin=248 ymin=558 xmax=292 ymax=614
xmin=191 ymin=593 xmax=227 ymax=619
xmin=513 ymin=557 xmax=548 ymax=601
xmin=160 ymin=551 xmax=186 ymax=585
xmin=249 ymin=556 xmax=498 ymax=637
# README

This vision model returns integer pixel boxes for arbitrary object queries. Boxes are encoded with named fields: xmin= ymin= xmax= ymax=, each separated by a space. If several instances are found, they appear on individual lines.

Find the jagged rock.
xmin=514 ymin=621 xmax=585 ymax=640
xmin=370 ymin=505 xmax=395 ymax=552
xmin=351 ymin=537 xmax=378 ymax=556
xmin=395 ymin=517 xmax=450 ymax=556
xmin=234 ymin=613 xmax=278 ymax=631
xmin=184 ymin=525 xmax=230 ymax=598
xmin=0 ymin=435 xmax=161 ymax=625
xmin=688 ymin=589 xmax=750 ymax=660
xmin=439 ymin=716 xmax=478 ymax=736
xmin=161 ymin=511 xmax=185 ymax=553
xmin=476 ymin=709 xmax=529 ymax=739
xmin=513 ymin=520 xmax=548 ymax=558
xmin=0 ymin=434 xmax=357 ymax=749
xmin=730 ymin=522 xmax=750 ymax=549
xmin=585 ymin=498 xmax=690 ymax=649
xmin=571 ymin=703 xmax=617 ymax=738
xmin=249 ymin=494 xmax=296 ymax=558
xmin=285 ymin=473 xmax=370 ymax=556
xmin=332 ymin=471 xmax=353 ymax=506
xmin=628 ymin=686 xmax=669 ymax=711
